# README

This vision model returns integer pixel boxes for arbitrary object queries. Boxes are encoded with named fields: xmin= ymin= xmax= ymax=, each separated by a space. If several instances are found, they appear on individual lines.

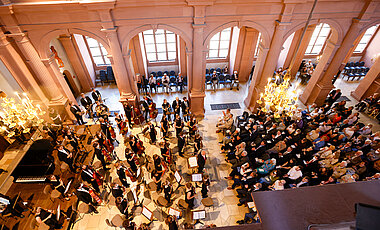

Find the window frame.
xmin=304 ymin=23 xmax=331 ymax=56
xmin=83 ymin=35 xmax=110 ymax=67
xmin=353 ymin=25 xmax=379 ymax=54
xmin=207 ymin=27 xmax=233 ymax=62
xmin=141 ymin=29 xmax=178 ymax=66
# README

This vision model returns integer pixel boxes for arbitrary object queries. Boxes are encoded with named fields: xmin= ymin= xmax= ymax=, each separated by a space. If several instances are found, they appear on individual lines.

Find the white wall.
xmin=74 ymin=34 xmax=96 ymax=85
xmin=206 ymin=62 xmax=229 ymax=70
xmin=277 ymin=32 xmax=294 ymax=69
xmin=0 ymin=59 xmax=22 ymax=98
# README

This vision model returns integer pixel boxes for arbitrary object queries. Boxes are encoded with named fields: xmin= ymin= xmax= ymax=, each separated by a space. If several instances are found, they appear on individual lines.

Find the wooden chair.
xmin=111 ymin=214 xmax=124 ymax=227
xmin=147 ymin=181 xmax=157 ymax=192
xmin=43 ymin=185 xmax=54 ymax=202
xmin=201 ymin=197 xmax=214 ymax=211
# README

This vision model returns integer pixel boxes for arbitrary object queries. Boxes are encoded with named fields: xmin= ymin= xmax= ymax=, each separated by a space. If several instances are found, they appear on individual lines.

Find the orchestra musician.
xmin=99 ymin=118 xmax=112 ymax=141
xmin=69 ymin=102 xmax=85 ymax=125
xmin=141 ymin=96 xmax=152 ymax=121
xmin=93 ymin=142 xmax=110 ymax=171
xmin=159 ymin=140 xmax=170 ymax=164
xmin=188 ymin=115 xmax=197 ymax=137
xmin=111 ymin=183 xmax=124 ymax=199
xmin=46 ymin=175 xmax=71 ymax=200
xmin=115 ymin=162 xmax=131 ymax=188
xmin=163 ymin=180 xmax=173 ymax=203
xmin=197 ymin=150 xmax=207 ymax=173
xmin=194 ymin=133 xmax=203 ymax=154
xmin=152 ymin=169 xmax=163 ymax=192
xmin=34 ymin=207 xmax=63 ymax=229
xmin=160 ymin=115 xmax=169 ymax=139
xmin=94 ymin=131 xmax=105 ymax=149
xmin=80 ymin=93 xmax=93 ymax=118
xmin=129 ymin=135 xmax=144 ymax=155
xmin=116 ymin=197 xmax=129 ymax=216
xmin=81 ymin=165 xmax=101 ymax=193
xmin=125 ymin=149 xmax=138 ymax=173
xmin=162 ymin=99 xmax=172 ymax=121
xmin=153 ymin=154 xmax=164 ymax=175
xmin=48 ymin=107 xmax=63 ymax=126
xmin=57 ymin=145 xmax=76 ymax=173
xmin=64 ymin=129 xmax=79 ymax=151
xmin=115 ymin=112 xmax=128 ymax=136
xmin=174 ymin=114 xmax=184 ymax=138
xmin=95 ymin=101 xmax=109 ymax=121
xmin=172 ymin=97 xmax=182 ymax=118
xmin=74 ymin=183 xmax=99 ymax=214
xmin=178 ymin=132 xmax=185 ymax=157
xmin=91 ymin=88 xmax=102 ymax=102
xmin=182 ymin=97 xmax=190 ymax=122
xmin=185 ymin=183 xmax=196 ymax=209
xmin=122 ymin=102 xmax=133 ymax=128
xmin=147 ymin=121 xmax=157 ymax=144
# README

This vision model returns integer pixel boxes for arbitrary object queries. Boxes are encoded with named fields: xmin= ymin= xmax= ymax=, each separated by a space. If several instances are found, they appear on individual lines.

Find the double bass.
xmin=149 ymin=102 xmax=158 ymax=119
xmin=119 ymin=121 xmax=128 ymax=135
xmin=132 ymin=106 xmax=144 ymax=125
xmin=109 ymin=125 xmax=116 ymax=140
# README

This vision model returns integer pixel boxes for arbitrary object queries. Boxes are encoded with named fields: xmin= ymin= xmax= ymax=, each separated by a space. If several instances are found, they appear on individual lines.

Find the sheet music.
xmin=64 ymin=180 xmax=72 ymax=194
xmin=142 ymin=206 xmax=153 ymax=220
xmin=57 ymin=204 xmax=60 ymax=221
xmin=174 ymin=171 xmax=182 ymax=183
xmin=188 ymin=156 xmax=198 ymax=168
xmin=247 ymin=202 xmax=255 ymax=209
xmin=169 ymin=208 xmax=181 ymax=218
xmin=193 ymin=210 xmax=206 ymax=220
xmin=191 ymin=173 xmax=202 ymax=182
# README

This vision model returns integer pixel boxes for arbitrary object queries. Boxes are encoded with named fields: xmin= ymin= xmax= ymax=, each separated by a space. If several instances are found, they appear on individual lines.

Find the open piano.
xmin=12 ymin=139 xmax=55 ymax=183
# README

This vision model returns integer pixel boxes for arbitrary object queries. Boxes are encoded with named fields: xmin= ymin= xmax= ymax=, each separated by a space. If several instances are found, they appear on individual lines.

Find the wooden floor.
xmin=1 ymin=124 xmax=100 ymax=230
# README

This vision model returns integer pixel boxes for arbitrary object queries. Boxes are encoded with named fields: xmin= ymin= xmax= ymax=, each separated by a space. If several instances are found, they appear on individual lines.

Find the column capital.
xmin=192 ymin=23 xmax=206 ymax=29
xmin=101 ymin=27 xmax=118 ymax=33
xmin=275 ymin=20 xmax=291 ymax=29
xmin=186 ymin=0 xmax=215 ymax=6
xmin=0 ymin=34 xmax=10 ymax=47
xmin=41 ymin=55 xmax=56 ymax=67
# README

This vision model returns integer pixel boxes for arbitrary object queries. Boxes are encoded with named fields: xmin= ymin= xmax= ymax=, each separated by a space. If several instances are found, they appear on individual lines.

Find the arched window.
xmin=305 ymin=23 xmax=331 ymax=55
xmin=208 ymin=28 xmax=232 ymax=59
xmin=141 ymin=29 xmax=177 ymax=62
xmin=354 ymin=25 xmax=379 ymax=53
xmin=84 ymin=36 xmax=111 ymax=66
xmin=254 ymin=32 xmax=262 ymax=57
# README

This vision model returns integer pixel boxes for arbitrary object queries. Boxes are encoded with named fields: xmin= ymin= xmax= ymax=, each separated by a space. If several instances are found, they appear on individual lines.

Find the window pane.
xmin=360 ymin=35 xmax=371 ymax=44
xmin=311 ymin=45 xmax=322 ymax=54
xmin=101 ymin=47 xmax=108 ymax=55
xmin=220 ymin=30 xmax=231 ymax=40
xmin=220 ymin=40 xmax=229 ymax=49
xmin=93 ymin=56 xmax=104 ymax=65
xmin=209 ymin=49 xmax=218 ymax=58
xmin=104 ymin=57 xmax=111 ymax=65
xmin=305 ymin=46 xmax=313 ymax=54
xmin=315 ymin=36 xmax=327 ymax=45
xmin=143 ymin=30 xmax=154 ymax=35
xmin=319 ymin=28 xmax=330 ymax=37
xmin=167 ymin=43 xmax=176 ymax=52
xmin=156 ymin=43 xmax=166 ymax=52
xmin=209 ymin=41 xmax=219 ymax=49
xmin=90 ymin=47 xmax=101 ymax=56
xmin=145 ymin=44 xmax=156 ymax=53
xmin=155 ymin=29 xmax=165 ymax=34
xmin=210 ymin=32 xmax=220 ymax=41
xmin=166 ymin=33 xmax=176 ymax=43
xmin=144 ymin=34 xmax=155 ymax=44
xmin=219 ymin=49 xmax=228 ymax=58
xmin=168 ymin=51 xmax=176 ymax=60
xmin=155 ymin=33 xmax=165 ymax=43
xmin=254 ymin=33 xmax=261 ymax=57
xmin=157 ymin=52 xmax=167 ymax=60
xmin=146 ymin=53 xmax=157 ymax=61
xmin=354 ymin=43 xmax=367 ymax=53
xmin=86 ymin=37 xmax=98 ymax=48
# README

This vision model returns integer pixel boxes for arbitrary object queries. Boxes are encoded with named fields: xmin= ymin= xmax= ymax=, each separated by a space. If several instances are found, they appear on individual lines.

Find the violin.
xmin=125 ymin=167 xmax=137 ymax=182
xmin=136 ymin=139 xmax=145 ymax=155
xmin=119 ymin=121 xmax=128 ymax=135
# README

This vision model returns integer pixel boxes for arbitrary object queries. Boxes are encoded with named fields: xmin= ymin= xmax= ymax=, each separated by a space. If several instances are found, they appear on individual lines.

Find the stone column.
xmin=102 ymin=28 xmax=139 ymax=103
xmin=0 ymin=34 xmax=48 ymax=105
xmin=186 ymin=50 xmax=193 ymax=91
xmin=129 ymin=35 xmax=147 ymax=78
xmin=237 ymin=28 xmax=260 ymax=82
xmin=351 ymin=56 xmax=380 ymax=100
xmin=178 ymin=37 xmax=187 ymax=76
xmin=58 ymin=34 xmax=94 ymax=92
xmin=288 ymin=24 xmax=316 ymax=77
xmin=189 ymin=24 xmax=206 ymax=116
xmin=244 ymin=21 xmax=288 ymax=111
xmin=300 ymin=18 xmax=364 ymax=105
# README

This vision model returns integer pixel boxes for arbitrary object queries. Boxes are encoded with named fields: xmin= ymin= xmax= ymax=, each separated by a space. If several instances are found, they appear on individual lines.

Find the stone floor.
xmin=72 ymin=76 xmax=379 ymax=230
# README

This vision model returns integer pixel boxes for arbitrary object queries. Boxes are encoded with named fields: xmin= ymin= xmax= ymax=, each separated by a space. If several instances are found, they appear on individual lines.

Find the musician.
xmin=125 ymin=149 xmax=138 ymax=173
xmin=95 ymin=101 xmax=109 ymax=121
xmin=80 ymin=93 xmax=93 ymax=118
xmin=147 ymin=121 xmax=157 ymax=144
xmin=93 ymin=142 xmax=110 ymax=171
xmin=188 ymin=115 xmax=197 ymax=137
xmin=182 ymin=97 xmax=190 ymax=122
xmin=160 ymin=141 xmax=170 ymax=163
xmin=178 ymin=132 xmax=185 ymax=157
xmin=91 ymin=88 xmax=102 ymax=102
xmin=80 ymin=165 xmax=101 ymax=193
xmin=46 ymin=175 xmax=71 ymax=200
xmin=69 ymin=102 xmax=85 ymax=125
xmin=162 ymin=99 xmax=172 ymax=121
xmin=163 ymin=180 xmax=173 ymax=203
xmin=75 ymin=183 xmax=99 ymax=214
xmin=0 ymin=193 xmax=26 ymax=218
xmin=95 ymin=131 xmax=105 ymax=149
xmin=153 ymin=154 xmax=164 ymax=175
xmin=142 ymin=96 xmax=152 ymax=121
xmin=48 ymin=107 xmax=63 ymax=126
xmin=194 ymin=133 xmax=203 ymax=155
xmin=231 ymin=70 xmax=239 ymax=90
xmin=122 ymin=102 xmax=133 ymax=128
xmin=172 ymin=97 xmax=182 ymax=117
xmin=129 ymin=135 xmax=142 ymax=155
xmin=57 ymin=145 xmax=76 ymax=173
xmin=115 ymin=162 xmax=130 ymax=188
xmin=201 ymin=174 xmax=210 ymax=198
xmin=116 ymin=197 xmax=129 ymax=216
xmin=35 ymin=207 xmax=63 ymax=229
xmin=160 ymin=115 xmax=169 ymax=139
xmin=64 ymin=129 xmax=79 ymax=151
xmin=185 ymin=183 xmax=196 ymax=209
xmin=99 ymin=118 xmax=112 ymax=140
xmin=42 ymin=124 xmax=57 ymax=143
xmin=152 ymin=169 xmax=163 ymax=192
xmin=111 ymin=183 xmax=124 ymax=198
xmin=174 ymin=115 xmax=184 ymax=138
xmin=197 ymin=150 xmax=207 ymax=173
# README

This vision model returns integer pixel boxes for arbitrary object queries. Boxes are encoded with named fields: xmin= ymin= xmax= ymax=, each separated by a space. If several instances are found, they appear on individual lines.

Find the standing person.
xmin=231 ymin=70 xmax=239 ymax=90
xmin=115 ymin=162 xmax=130 ymax=188
xmin=162 ymin=99 xmax=172 ymax=121
xmin=165 ymin=215 xmax=178 ymax=230
xmin=75 ymin=183 xmax=99 ymax=214
xmin=182 ymin=97 xmax=190 ymax=122
xmin=325 ymin=89 xmax=342 ymax=105
xmin=201 ymin=174 xmax=210 ymax=198
xmin=136 ymin=74 xmax=142 ymax=93
xmin=35 ymin=207 xmax=62 ymax=229
xmin=197 ymin=150 xmax=207 ymax=173
xmin=185 ymin=183 xmax=195 ymax=209
xmin=211 ymin=71 xmax=218 ymax=92
xmin=152 ymin=169 xmax=163 ymax=192
xmin=80 ymin=93 xmax=93 ymax=118
xmin=174 ymin=115 xmax=183 ymax=138
xmin=141 ymin=96 xmax=151 ymax=121
xmin=69 ymin=102 xmax=85 ymax=125
xmin=162 ymin=73 xmax=171 ymax=93
xmin=123 ymin=102 xmax=133 ymax=128
xmin=194 ymin=133 xmax=203 ymax=154
xmin=80 ymin=165 xmax=101 ymax=193
xmin=172 ymin=97 xmax=182 ymax=118
xmin=163 ymin=180 xmax=173 ymax=203
xmin=177 ymin=73 xmax=184 ymax=93
xmin=161 ymin=115 xmax=169 ymax=139
xmin=93 ymin=142 xmax=110 ymax=171
xmin=57 ymin=145 xmax=76 ymax=172
xmin=177 ymin=132 xmax=185 ymax=157
xmin=91 ymin=88 xmax=102 ymax=102
xmin=148 ymin=122 xmax=157 ymax=144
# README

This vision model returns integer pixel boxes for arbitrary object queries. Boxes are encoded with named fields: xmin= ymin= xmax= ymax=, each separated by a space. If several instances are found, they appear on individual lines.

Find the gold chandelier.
xmin=0 ymin=92 xmax=45 ymax=138
xmin=257 ymin=74 xmax=300 ymax=118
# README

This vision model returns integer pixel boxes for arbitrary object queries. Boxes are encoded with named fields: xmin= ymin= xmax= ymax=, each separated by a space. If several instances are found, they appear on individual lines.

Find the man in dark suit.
xmin=91 ymin=88 xmax=102 ymax=102
xmin=325 ymin=89 xmax=342 ymax=105
xmin=116 ymin=197 xmax=129 ymax=216
xmin=75 ymin=183 xmax=98 ymax=213
xmin=57 ymin=145 xmax=76 ymax=172
xmin=69 ymin=102 xmax=85 ymax=125
xmin=172 ymin=97 xmax=182 ymax=117
xmin=197 ymin=150 xmax=207 ymax=173
xmin=80 ymin=93 xmax=93 ymax=118
xmin=178 ymin=132 xmax=185 ymax=157
xmin=231 ymin=70 xmax=239 ymax=90
xmin=80 ymin=165 xmax=100 ymax=193
xmin=93 ymin=142 xmax=109 ymax=171
xmin=115 ymin=162 xmax=130 ymax=188
xmin=182 ymin=97 xmax=190 ymax=121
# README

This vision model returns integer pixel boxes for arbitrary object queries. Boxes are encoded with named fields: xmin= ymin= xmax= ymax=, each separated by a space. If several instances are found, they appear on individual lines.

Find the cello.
xmin=149 ymin=102 xmax=158 ymax=119
xmin=109 ymin=125 xmax=116 ymax=140
xmin=132 ymin=106 xmax=144 ymax=125
xmin=136 ymin=139 xmax=145 ymax=155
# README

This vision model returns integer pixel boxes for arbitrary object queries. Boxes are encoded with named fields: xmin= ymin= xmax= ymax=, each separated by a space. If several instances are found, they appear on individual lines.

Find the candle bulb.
xmin=23 ymin=92 xmax=30 ymax=101
xmin=14 ymin=92 xmax=22 ymax=101
xmin=36 ymin=104 xmax=42 ymax=112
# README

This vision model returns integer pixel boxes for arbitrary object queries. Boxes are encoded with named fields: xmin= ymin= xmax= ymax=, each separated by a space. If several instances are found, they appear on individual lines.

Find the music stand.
xmin=168 ymin=207 xmax=181 ymax=218
xmin=188 ymin=156 xmax=198 ymax=168
xmin=192 ymin=210 xmax=206 ymax=225
xmin=174 ymin=171 xmax=184 ymax=192
xmin=142 ymin=206 xmax=153 ymax=221
xmin=191 ymin=173 xmax=203 ymax=188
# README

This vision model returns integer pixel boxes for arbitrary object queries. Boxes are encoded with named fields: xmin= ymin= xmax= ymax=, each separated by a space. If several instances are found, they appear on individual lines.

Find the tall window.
xmin=85 ymin=36 xmax=110 ymax=66
xmin=254 ymin=32 xmax=262 ymax=57
xmin=141 ymin=29 xmax=177 ymax=62
xmin=305 ymin=23 xmax=331 ymax=55
xmin=208 ymin=28 xmax=232 ymax=59
xmin=354 ymin=25 xmax=379 ymax=53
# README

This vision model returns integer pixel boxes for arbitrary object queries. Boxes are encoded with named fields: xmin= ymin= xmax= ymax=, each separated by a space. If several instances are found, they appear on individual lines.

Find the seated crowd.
xmin=219 ymin=89 xmax=379 ymax=212
xmin=355 ymin=93 xmax=380 ymax=122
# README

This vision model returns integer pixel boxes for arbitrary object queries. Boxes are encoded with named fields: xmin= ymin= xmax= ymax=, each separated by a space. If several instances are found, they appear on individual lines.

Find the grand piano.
xmin=12 ymin=139 xmax=55 ymax=183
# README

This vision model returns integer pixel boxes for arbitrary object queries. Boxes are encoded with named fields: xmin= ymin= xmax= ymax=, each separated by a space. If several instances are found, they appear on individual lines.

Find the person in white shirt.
xmin=269 ymin=179 xmax=286 ymax=190
xmin=285 ymin=166 xmax=303 ymax=181
xmin=162 ymin=73 xmax=171 ymax=93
